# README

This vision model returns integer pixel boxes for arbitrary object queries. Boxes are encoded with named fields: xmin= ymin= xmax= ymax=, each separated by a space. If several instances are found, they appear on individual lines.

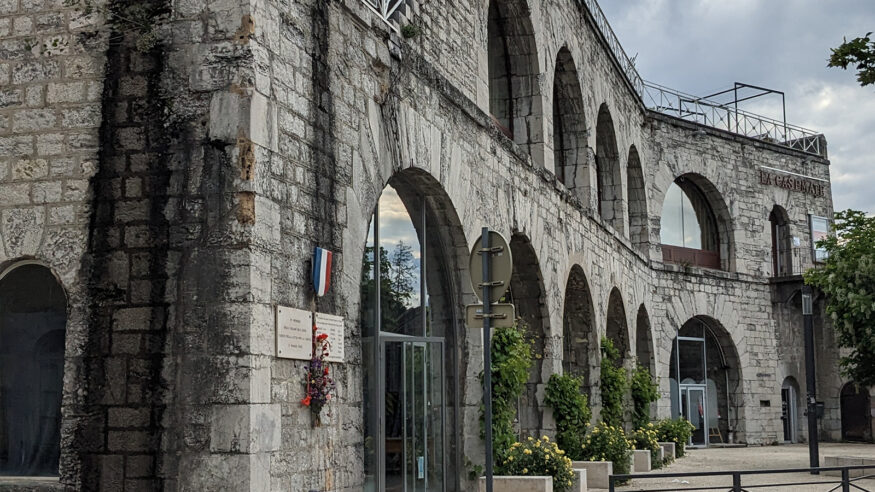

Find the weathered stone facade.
xmin=0 ymin=0 xmax=865 ymax=490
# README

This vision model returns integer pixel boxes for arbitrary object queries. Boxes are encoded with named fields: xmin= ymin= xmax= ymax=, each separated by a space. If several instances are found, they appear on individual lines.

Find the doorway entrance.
xmin=781 ymin=378 xmax=799 ymax=443
xmin=680 ymin=386 xmax=707 ymax=446
xmin=841 ymin=383 xmax=872 ymax=442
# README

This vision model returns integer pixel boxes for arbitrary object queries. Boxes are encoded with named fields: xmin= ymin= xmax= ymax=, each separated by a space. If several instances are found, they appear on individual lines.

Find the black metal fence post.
xmin=608 ymin=476 xmax=614 ymax=492
xmin=842 ymin=468 xmax=850 ymax=492
xmin=732 ymin=472 xmax=742 ymax=492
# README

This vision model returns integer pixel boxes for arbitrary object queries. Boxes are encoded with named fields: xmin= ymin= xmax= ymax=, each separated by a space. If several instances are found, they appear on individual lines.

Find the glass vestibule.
xmin=669 ymin=318 xmax=733 ymax=447
xmin=362 ymin=184 xmax=450 ymax=492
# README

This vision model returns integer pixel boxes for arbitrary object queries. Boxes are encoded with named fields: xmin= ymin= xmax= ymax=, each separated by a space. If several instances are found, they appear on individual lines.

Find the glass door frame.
xmin=377 ymin=334 xmax=447 ymax=492
xmin=679 ymin=384 xmax=708 ymax=447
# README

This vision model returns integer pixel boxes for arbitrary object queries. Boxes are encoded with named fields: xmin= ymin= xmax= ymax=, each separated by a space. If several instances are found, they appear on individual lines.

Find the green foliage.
xmin=498 ymin=437 xmax=576 ymax=492
xmin=580 ymin=421 xmax=633 ymax=475
xmin=480 ymin=323 xmax=533 ymax=463
xmin=630 ymin=423 xmax=663 ymax=470
xmin=401 ymin=24 xmax=423 ymax=39
xmin=544 ymin=374 xmax=592 ymax=460
xmin=804 ymin=210 xmax=875 ymax=386
xmin=630 ymin=364 xmax=659 ymax=429
xmin=600 ymin=337 xmax=628 ymax=428
xmin=655 ymin=418 xmax=695 ymax=458
xmin=360 ymin=243 xmax=420 ymax=333
xmin=828 ymin=33 xmax=875 ymax=87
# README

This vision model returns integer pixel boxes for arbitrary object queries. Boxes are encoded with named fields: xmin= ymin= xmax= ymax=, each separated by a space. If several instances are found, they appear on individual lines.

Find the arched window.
xmin=487 ymin=0 xmax=543 ymax=165
xmin=605 ymin=288 xmax=629 ymax=363
xmin=553 ymin=48 xmax=587 ymax=198
xmin=0 ymin=263 xmax=66 ymax=476
xmin=660 ymin=176 xmax=723 ymax=269
xmin=563 ymin=265 xmax=596 ymax=397
xmin=770 ymin=206 xmax=793 ymax=276
xmin=595 ymin=104 xmax=624 ymax=232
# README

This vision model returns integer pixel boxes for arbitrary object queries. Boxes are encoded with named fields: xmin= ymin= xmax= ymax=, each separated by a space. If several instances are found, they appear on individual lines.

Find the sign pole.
xmin=482 ymin=226 xmax=494 ymax=492
xmin=802 ymin=285 xmax=820 ymax=473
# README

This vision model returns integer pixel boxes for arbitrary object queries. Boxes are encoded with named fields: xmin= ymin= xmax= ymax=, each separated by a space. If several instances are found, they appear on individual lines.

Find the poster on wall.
xmin=810 ymin=215 xmax=831 ymax=263
xmin=314 ymin=312 xmax=345 ymax=363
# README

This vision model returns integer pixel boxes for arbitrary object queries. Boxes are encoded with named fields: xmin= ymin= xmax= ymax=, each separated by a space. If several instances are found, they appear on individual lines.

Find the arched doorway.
xmin=781 ymin=377 xmax=801 ymax=443
xmin=841 ymin=383 xmax=872 ymax=442
xmin=360 ymin=170 xmax=469 ymax=491
xmin=770 ymin=205 xmax=793 ymax=277
xmin=507 ymin=234 xmax=549 ymax=438
xmin=605 ymin=288 xmax=629 ymax=361
xmin=0 ymin=263 xmax=67 ymax=476
xmin=487 ymin=0 xmax=543 ymax=165
xmin=562 ymin=265 xmax=597 ymax=397
xmin=635 ymin=305 xmax=653 ymax=374
xmin=553 ymin=48 xmax=588 ymax=199
xmin=595 ymin=104 xmax=624 ymax=232
xmin=669 ymin=316 xmax=742 ymax=446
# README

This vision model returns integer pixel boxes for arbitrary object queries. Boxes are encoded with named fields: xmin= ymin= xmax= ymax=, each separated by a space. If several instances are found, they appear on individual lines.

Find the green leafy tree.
xmin=804 ymin=210 xmax=875 ymax=386
xmin=630 ymin=364 xmax=659 ymax=429
xmin=388 ymin=241 xmax=416 ymax=303
xmin=544 ymin=374 xmax=591 ymax=460
xmin=480 ymin=322 xmax=533 ymax=464
xmin=600 ymin=337 xmax=628 ymax=428
xmin=828 ymin=32 xmax=875 ymax=87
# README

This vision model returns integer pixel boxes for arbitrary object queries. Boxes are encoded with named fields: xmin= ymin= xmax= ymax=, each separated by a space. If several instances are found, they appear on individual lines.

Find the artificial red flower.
xmin=301 ymin=395 xmax=312 ymax=407
xmin=317 ymin=333 xmax=328 ymax=341
xmin=323 ymin=368 xmax=330 ymax=375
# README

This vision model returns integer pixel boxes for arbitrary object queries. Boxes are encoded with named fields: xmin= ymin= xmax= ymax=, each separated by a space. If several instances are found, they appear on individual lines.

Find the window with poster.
xmin=809 ymin=215 xmax=831 ymax=263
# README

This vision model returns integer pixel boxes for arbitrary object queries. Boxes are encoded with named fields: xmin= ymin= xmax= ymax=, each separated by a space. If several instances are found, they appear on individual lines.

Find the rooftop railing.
xmin=578 ymin=0 xmax=645 ymax=97
xmin=644 ymin=81 xmax=826 ymax=156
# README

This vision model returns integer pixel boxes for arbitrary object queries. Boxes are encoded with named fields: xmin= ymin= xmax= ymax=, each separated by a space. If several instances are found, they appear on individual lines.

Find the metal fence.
xmin=578 ymin=0 xmax=644 ymax=97
xmin=643 ymin=82 xmax=826 ymax=156
xmin=609 ymin=465 xmax=875 ymax=492
xmin=359 ymin=0 xmax=406 ymax=29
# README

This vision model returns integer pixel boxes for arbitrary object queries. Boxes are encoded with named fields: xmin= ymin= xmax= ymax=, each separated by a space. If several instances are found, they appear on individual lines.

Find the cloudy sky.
xmin=599 ymin=0 xmax=875 ymax=214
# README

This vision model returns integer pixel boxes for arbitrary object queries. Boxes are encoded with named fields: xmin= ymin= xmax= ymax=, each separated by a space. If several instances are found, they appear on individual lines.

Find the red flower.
xmin=301 ymin=395 xmax=312 ymax=407
xmin=323 ymin=368 xmax=330 ymax=375
xmin=317 ymin=333 xmax=328 ymax=341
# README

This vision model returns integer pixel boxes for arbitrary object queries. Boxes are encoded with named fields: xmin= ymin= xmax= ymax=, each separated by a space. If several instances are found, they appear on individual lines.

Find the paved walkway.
xmin=616 ymin=443 xmax=875 ymax=491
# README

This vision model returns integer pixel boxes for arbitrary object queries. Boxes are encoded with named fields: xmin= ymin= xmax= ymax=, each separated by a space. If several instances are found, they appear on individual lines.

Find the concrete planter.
xmin=572 ymin=461 xmax=612 ymax=489
xmin=571 ymin=469 xmax=588 ymax=492
xmin=632 ymin=449 xmax=651 ymax=472
xmin=479 ymin=476 xmax=553 ymax=492
xmin=658 ymin=441 xmax=676 ymax=460
xmin=823 ymin=456 xmax=875 ymax=478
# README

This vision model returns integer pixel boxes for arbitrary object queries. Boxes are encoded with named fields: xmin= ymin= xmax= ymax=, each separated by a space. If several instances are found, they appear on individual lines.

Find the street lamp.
xmin=802 ymin=285 xmax=820 ymax=473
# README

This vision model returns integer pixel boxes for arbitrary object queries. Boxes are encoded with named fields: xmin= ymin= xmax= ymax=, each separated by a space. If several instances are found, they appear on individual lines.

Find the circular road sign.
xmin=469 ymin=230 xmax=513 ymax=304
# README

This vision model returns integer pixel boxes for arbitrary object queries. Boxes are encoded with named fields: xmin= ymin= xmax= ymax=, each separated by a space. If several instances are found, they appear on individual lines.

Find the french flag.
xmin=312 ymin=247 xmax=333 ymax=297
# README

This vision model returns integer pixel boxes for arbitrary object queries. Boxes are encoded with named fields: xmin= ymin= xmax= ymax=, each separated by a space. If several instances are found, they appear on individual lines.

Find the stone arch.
xmin=627 ymin=145 xmax=648 ymax=251
xmin=605 ymin=287 xmax=629 ymax=361
xmin=595 ymin=104 xmax=624 ymax=232
xmin=487 ymin=0 xmax=544 ymax=166
xmin=769 ymin=205 xmax=793 ymax=276
xmin=507 ymin=233 xmax=550 ymax=437
xmin=659 ymin=173 xmax=734 ymax=271
xmin=0 ymin=262 xmax=67 ymax=476
xmin=562 ymin=264 xmax=597 ymax=397
xmin=635 ymin=304 xmax=653 ymax=374
xmin=669 ymin=315 xmax=743 ymax=444
xmin=359 ymin=168 xmax=472 ymax=489
xmin=840 ymin=382 xmax=872 ymax=442
xmin=552 ymin=47 xmax=588 ymax=198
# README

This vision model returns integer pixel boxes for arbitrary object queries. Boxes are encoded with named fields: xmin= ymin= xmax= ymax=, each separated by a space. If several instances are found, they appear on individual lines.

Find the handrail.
xmin=578 ymin=0 xmax=645 ymax=97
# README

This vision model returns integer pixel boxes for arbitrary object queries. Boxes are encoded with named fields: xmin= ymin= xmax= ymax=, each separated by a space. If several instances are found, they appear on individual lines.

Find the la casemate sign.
xmin=759 ymin=169 xmax=826 ymax=198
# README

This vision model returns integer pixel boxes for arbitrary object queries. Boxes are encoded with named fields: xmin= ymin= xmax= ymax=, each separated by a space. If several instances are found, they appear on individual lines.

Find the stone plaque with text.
xmin=314 ymin=312 xmax=345 ymax=363
xmin=276 ymin=306 xmax=312 ymax=360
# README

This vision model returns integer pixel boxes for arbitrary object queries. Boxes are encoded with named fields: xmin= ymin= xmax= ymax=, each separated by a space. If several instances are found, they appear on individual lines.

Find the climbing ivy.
xmin=599 ymin=337 xmax=628 ymax=428
xmin=630 ymin=363 xmax=659 ymax=429
xmin=544 ymin=373 xmax=591 ymax=460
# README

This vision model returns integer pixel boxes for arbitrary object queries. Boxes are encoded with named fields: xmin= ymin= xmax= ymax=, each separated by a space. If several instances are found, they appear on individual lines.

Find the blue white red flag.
xmin=313 ymin=247 xmax=333 ymax=296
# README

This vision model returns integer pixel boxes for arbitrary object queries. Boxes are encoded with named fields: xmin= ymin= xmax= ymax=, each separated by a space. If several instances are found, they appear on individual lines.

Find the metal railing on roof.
xmin=643 ymin=81 xmax=826 ymax=156
xmin=578 ymin=0 xmax=645 ymax=97
xmin=360 ymin=0 xmax=406 ymax=29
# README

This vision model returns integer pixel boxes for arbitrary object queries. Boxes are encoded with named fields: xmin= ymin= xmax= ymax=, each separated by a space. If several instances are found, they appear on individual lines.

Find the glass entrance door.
xmin=380 ymin=337 xmax=446 ymax=492
xmin=680 ymin=386 xmax=707 ymax=447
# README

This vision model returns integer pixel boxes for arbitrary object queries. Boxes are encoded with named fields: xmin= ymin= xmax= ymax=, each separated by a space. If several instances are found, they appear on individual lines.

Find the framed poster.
xmin=809 ymin=215 xmax=831 ymax=263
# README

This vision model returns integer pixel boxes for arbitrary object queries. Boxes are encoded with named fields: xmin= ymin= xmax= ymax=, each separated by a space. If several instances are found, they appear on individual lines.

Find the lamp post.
xmin=802 ymin=285 xmax=820 ymax=473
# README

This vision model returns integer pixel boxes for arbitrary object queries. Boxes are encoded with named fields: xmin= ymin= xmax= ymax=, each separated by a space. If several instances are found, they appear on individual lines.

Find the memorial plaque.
xmin=314 ymin=312 xmax=345 ymax=363
xmin=276 ymin=306 xmax=312 ymax=360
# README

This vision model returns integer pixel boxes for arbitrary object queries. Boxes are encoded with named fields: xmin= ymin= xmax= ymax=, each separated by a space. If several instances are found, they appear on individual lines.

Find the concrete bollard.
xmin=658 ymin=441 xmax=676 ymax=460
xmin=633 ymin=449 xmax=651 ymax=472
xmin=571 ymin=461 xmax=612 ymax=489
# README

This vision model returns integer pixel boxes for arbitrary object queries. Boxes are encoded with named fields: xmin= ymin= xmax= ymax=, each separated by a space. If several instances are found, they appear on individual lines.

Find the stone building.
xmin=0 ymin=0 xmax=869 ymax=490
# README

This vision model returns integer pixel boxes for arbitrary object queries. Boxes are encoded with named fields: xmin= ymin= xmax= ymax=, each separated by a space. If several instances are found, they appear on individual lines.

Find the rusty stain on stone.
xmin=235 ymin=15 xmax=255 ymax=44
xmin=237 ymin=192 xmax=255 ymax=224
xmin=237 ymin=133 xmax=254 ymax=181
